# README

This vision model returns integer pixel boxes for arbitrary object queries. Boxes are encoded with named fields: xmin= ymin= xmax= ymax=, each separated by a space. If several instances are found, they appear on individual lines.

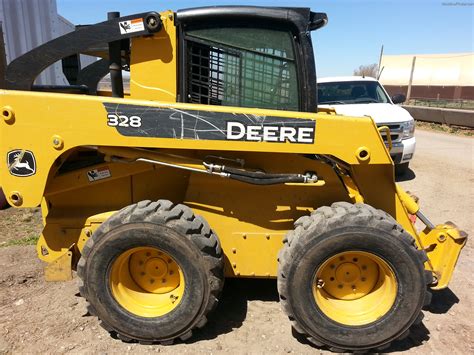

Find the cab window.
xmin=184 ymin=27 xmax=299 ymax=111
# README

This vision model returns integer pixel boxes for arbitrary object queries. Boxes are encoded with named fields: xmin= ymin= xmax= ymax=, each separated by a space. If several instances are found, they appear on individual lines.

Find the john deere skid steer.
xmin=0 ymin=6 xmax=467 ymax=352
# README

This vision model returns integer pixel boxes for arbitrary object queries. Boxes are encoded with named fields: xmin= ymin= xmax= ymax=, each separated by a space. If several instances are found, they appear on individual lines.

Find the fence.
xmin=407 ymin=98 xmax=474 ymax=111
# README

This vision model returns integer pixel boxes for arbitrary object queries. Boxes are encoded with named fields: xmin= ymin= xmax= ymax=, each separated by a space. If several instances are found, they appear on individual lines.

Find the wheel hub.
xmin=313 ymin=251 xmax=397 ymax=325
xmin=128 ymin=249 xmax=181 ymax=294
xmin=335 ymin=263 xmax=360 ymax=283
xmin=110 ymin=246 xmax=185 ymax=317
xmin=145 ymin=258 xmax=168 ymax=278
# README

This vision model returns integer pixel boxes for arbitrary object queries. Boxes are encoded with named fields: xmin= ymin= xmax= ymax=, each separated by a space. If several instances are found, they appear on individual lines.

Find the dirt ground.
xmin=0 ymin=128 xmax=472 ymax=354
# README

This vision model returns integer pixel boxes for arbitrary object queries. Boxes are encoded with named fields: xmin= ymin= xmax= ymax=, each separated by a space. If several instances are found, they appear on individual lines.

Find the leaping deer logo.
xmin=7 ymin=150 xmax=36 ymax=176
xmin=10 ymin=153 xmax=34 ymax=173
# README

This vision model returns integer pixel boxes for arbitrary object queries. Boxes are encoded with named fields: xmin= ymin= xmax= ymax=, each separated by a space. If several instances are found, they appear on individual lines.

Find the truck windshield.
xmin=317 ymin=80 xmax=390 ymax=105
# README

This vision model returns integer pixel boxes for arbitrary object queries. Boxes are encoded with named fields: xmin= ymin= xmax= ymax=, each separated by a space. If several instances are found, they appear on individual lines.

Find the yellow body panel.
xmin=129 ymin=11 xmax=177 ymax=102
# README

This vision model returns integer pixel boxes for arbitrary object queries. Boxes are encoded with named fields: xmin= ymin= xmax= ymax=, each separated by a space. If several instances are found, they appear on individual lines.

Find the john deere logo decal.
xmin=7 ymin=150 xmax=36 ymax=177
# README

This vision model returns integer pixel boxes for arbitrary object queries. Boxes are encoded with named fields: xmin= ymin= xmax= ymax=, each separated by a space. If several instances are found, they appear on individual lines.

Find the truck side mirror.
xmin=392 ymin=94 xmax=406 ymax=104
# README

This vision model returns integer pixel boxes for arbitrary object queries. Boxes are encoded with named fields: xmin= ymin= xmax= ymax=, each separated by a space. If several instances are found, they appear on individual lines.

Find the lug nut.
xmin=170 ymin=295 xmax=178 ymax=303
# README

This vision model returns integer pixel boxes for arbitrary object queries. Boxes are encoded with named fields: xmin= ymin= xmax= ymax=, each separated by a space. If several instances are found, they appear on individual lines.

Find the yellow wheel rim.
xmin=313 ymin=251 xmax=397 ymax=326
xmin=110 ymin=247 xmax=185 ymax=317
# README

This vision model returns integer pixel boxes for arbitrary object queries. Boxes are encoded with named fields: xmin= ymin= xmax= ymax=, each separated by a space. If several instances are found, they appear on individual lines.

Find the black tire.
xmin=395 ymin=162 xmax=410 ymax=176
xmin=77 ymin=200 xmax=224 ymax=344
xmin=277 ymin=202 xmax=431 ymax=352
xmin=0 ymin=188 xmax=8 ymax=209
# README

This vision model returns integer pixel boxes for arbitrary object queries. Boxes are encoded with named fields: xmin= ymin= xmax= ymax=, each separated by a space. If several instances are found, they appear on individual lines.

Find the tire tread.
xmin=277 ymin=202 xmax=431 ymax=352
xmin=77 ymin=200 xmax=224 ymax=344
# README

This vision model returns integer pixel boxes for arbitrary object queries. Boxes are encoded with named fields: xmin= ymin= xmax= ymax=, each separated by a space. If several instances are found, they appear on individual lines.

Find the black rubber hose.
xmin=228 ymin=174 xmax=305 ymax=185
xmin=222 ymin=166 xmax=301 ymax=179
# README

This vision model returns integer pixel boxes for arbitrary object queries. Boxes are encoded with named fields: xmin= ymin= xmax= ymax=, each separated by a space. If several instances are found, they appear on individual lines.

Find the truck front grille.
xmin=377 ymin=123 xmax=403 ymax=145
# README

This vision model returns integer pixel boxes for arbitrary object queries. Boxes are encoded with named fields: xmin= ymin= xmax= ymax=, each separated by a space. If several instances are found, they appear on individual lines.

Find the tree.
xmin=353 ymin=63 xmax=379 ymax=78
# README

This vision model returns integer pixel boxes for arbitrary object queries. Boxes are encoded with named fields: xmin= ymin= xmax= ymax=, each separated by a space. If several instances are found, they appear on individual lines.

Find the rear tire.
xmin=0 ymin=188 xmax=8 ymax=209
xmin=77 ymin=200 xmax=224 ymax=344
xmin=277 ymin=202 xmax=431 ymax=352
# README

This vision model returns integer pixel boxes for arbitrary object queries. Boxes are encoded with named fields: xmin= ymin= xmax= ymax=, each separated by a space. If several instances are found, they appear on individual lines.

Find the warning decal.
xmin=119 ymin=18 xmax=145 ymax=35
xmin=87 ymin=167 xmax=112 ymax=182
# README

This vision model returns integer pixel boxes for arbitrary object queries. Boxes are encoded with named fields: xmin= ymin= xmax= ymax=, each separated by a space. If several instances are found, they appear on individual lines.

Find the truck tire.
xmin=77 ymin=200 xmax=224 ymax=344
xmin=277 ymin=202 xmax=431 ymax=352
xmin=395 ymin=162 xmax=410 ymax=176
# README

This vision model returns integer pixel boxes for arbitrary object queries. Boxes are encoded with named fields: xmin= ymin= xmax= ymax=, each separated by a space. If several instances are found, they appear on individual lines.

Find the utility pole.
xmin=377 ymin=45 xmax=384 ymax=79
xmin=0 ymin=22 xmax=6 ymax=89
xmin=406 ymin=56 xmax=417 ymax=103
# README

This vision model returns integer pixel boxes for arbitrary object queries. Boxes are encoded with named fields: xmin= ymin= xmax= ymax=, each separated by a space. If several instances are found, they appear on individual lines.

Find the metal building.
xmin=379 ymin=53 xmax=474 ymax=100
xmin=0 ymin=0 xmax=95 ymax=85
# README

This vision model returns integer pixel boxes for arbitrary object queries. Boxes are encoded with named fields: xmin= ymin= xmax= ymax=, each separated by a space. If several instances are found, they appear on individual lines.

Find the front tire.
xmin=77 ymin=200 xmax=224 ymax=344
xmin=278 ymin=202 xmax=431 ymax=352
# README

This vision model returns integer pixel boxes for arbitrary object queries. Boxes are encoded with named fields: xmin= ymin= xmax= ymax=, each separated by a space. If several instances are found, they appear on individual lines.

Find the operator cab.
xmin=176 ymin=7 xmax=327 ymax=113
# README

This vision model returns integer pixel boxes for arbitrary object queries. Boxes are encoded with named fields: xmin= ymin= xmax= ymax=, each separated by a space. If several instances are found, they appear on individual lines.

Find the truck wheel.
xmin=395 ymin=162 xmax=410 ymax=176
xmin=77 ymin=200 xmax=224 ymax=344
xmin=277 ymin=202 xmax=431 ymax=352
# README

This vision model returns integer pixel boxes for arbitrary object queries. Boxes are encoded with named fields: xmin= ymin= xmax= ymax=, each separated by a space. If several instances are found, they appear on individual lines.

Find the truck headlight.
xmin=402 ymin=120 xmax=415 ymax=139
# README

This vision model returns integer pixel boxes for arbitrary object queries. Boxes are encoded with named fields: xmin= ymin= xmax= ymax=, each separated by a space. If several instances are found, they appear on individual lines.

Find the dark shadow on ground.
xmin=293 ymin=321 xmax=430 ymax=353
xmin=385 ymin=323 xmax=430 ymax=353
xmin=424 ymin=288 xmax=459 ymax=313
xmin=395 ymin=166 xmax=416 ymax=182
xmin=189 ymin=278 xmax=279 ymax=343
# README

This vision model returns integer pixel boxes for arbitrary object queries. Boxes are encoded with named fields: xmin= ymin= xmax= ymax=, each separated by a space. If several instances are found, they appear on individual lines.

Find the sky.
xmin=57 ymin=0 xmax=473 ymax=77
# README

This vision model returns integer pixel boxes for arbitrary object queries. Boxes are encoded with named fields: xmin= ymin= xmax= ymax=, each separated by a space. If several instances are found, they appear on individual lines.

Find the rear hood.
xmin=319 ymin=103 xmax=414 ymax=124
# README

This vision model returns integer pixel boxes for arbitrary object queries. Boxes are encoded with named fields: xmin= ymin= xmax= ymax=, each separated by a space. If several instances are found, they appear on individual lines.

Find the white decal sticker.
xmin=226 ymin=122 xmax=314 ymax=143
xmin=107 ymin=114 xmax=142 ymax=128
xmin=119 ymin=18 xmax=145 ymax=35
xmin=87 ymin=167 xmax=112 ymax=182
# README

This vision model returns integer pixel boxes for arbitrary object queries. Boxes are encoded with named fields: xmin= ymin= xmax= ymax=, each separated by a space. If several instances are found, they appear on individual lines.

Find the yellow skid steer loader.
xmin=0 ymin=6 xmax=467 ymax=352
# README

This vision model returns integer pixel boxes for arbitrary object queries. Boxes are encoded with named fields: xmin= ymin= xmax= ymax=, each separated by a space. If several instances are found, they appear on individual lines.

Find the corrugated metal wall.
xmin=0 ymin=0 xmax=95 ymax=85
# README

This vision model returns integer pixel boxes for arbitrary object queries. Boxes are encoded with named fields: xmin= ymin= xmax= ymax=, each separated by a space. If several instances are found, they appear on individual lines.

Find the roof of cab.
xmin=176 ymin=6 xmax=328 ymax=31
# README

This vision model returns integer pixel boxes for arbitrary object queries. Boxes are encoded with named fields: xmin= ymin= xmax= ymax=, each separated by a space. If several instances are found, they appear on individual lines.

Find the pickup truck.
xmin=318 ymin=76 xmax=415 ymax=175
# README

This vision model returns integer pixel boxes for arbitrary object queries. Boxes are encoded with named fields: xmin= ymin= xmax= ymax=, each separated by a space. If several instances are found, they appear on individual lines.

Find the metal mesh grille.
xmin=186 ymin=40 xmax=298 ymax=110
xmin=188 ymin=42 xmax=241 ymax=106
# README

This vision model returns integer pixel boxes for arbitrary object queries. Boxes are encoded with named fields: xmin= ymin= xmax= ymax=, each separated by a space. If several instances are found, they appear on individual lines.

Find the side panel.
xmin=183 ymin=153 xmax=350 ymax=277
xmin=0 ymin=91 xmax=395 ymax=208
